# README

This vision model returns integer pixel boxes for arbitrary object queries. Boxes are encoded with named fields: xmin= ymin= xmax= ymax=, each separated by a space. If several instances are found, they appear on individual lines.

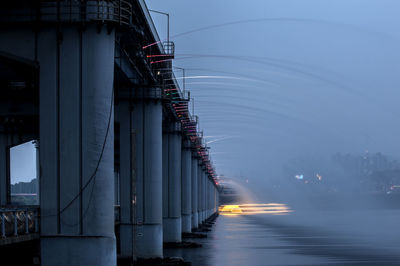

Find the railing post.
xmin=119 ymin=0 xmax=121 ymax=25
xmin=1 ymin=213 xmax=5 ymax=237
xmin=25 ymin=210 xmax=29 ymax=234
xmin=13 ymin=211 xmax=18 ymax=236
xmin=98 ymin=0 xmax=101 ymax=21
xmin=34 ymin=209 xmax=39 ymax=233
xmin=102 ymin=0 xmax=105 ymax=23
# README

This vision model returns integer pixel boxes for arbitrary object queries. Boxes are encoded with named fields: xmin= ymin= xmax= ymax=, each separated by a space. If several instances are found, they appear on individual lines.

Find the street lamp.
xmin=173 ymin=66 xmax=186 ymax=95
xmin=148 ymin=9 xmax=170 ymax=46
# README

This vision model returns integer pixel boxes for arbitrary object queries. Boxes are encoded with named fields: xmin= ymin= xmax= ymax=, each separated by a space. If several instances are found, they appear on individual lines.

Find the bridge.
xmin=0 ymin=0 xmax=220 ymax=265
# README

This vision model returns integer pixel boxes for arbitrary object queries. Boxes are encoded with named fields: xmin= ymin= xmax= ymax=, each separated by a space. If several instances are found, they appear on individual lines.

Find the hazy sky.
xmin=10 ymin=141 xmax=37 ymax=184
xmin=10 ymin=1 xmax=400 ymax=198
xmin=146 ymin=0 xmax=400 ymax=198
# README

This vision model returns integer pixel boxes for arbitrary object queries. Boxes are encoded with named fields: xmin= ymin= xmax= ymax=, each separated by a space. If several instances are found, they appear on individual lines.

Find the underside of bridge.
xmin=0 ymin=54 xmax=39 ymax=206
xmin=0 ymin=1 xmax=220 ymax=265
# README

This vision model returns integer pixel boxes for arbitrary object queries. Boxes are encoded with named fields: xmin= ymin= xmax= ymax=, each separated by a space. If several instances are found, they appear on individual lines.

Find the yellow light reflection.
xmin=219 ymin=203 xmax=292 ymax=216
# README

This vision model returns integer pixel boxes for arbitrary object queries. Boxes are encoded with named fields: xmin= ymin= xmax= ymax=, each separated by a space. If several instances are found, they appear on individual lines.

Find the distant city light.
xmin=295 ymin=174 xmax=304 ymax=180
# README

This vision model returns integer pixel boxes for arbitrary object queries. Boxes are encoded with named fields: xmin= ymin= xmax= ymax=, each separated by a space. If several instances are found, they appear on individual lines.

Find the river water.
xmin=165 ymin=207 xmax=400 ymax=265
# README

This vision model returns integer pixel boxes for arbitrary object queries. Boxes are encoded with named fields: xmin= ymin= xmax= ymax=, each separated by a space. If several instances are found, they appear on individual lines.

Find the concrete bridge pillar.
xmin=207 ymin=178 xmax=211 ymax=216
xmin=0 ymin=26 xmax=117 ymax=265
xmin=115 ymin=100 xmax=135 ymax=259
xmin=197 ymin=160 xmax=203 ymax=225
xmin=38 ymin=25 xmax=116 ymax=266
xmin=181 ymin=139 xmax=192 ymax=233
xmin=207 ymin=177 xmax=214 ymax=217
xmin=132 ymin=91 xmax=163 ymax=259
xmin=202 ymin=166 xmax=207 ymax=222
xmin=211 ymin=180 xmax=214 ymax=215
xmin=0 ymin=4 xmax=122 ymax=264
xmin=191 ymin=155 xmax=199 ymax=229
xmin=216 ymin=184 xmax=220 ymax=213
xmin=208 ymin=180 xmax=212 ymax=216
xmin=204 ymin=175 xmax=208 ymax=220
xmin=212 ymin=183 xmax=216 ymax=214
xmin=162 ymin=121 xmax=182 ymax=243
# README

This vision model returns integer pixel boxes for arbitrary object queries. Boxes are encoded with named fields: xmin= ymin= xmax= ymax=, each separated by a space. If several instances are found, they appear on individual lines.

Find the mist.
xmin=147 ymin=0 xmax=400 ymax=199
xmin=149 ymin=0 xmax=400 ymax=264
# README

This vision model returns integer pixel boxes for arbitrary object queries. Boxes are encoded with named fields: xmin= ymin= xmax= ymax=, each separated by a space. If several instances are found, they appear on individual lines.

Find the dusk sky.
xmin=10 ymin=141 xmax=36 ymax=184
xmin=146 ymin=0 xmax=400 ymax=199
xmin=5 ymin=2 xmax=400 ymax=265
xmin=11 ymin=0 xmax=400 ymax=198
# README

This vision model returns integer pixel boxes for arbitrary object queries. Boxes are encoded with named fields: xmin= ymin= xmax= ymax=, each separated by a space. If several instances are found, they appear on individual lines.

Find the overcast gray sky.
xmin=10 ymin=141 xmax=36 ymax=184
xmin=146 ymin=0 xmax=400 ymax=199
xmin=10 ymin=1 xmax=400 ymax=199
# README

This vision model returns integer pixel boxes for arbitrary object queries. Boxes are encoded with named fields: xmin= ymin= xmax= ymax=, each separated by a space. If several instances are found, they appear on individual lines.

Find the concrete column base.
xmin=41 ymin=235 xmax=116 ymax=266
xmin=136 ymin=224 xmax=163 ymax=259
xmin=181 ymin=214 xmax=192 ymax=233
xmin=192 ymin=213 xmax=199 ymax=229
xmin=119 ymin=224 xmax=134 ymax=258
xmin=163 ymin=217 xmax=182 ymax=243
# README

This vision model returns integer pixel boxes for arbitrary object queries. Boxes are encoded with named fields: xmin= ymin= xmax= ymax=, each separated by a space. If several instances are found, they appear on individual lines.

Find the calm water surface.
xmin=165 ymin=209 xmax=400 ymax=266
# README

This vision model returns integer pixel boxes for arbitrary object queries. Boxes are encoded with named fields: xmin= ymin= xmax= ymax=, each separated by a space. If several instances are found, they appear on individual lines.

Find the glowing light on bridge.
xmin=142 ymin=41 xmax=161 ymax=49
xmin=150 ymin=59 xmax=173 ymax=64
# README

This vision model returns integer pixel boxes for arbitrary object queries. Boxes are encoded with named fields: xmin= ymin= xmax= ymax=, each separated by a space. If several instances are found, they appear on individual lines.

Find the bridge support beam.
xmin=181 ymin=139 xmax=192 ymax=233
xmin=162 ymin=121 xmax=182 ymax=242
xmin=191 ymin=155 xmax=198 ymax=229
xmin=132 ymin=93 xmax=163 ymax=259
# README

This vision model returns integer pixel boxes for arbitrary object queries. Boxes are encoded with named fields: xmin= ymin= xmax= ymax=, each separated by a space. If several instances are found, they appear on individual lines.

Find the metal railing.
xmin=0 ymin=0 xmax=132 ymax=26
xmin=0 ymin=205 xmax=129 ymax=240
xmin=42 ymin=0 xmax=132 ymax=25
xmin=162 ymin=41 xmax=175 ymax=57
xmin=0 ymin=207 xmax=39 ymax=238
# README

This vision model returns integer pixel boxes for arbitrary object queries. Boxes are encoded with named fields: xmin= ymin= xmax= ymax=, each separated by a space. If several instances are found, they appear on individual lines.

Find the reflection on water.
xmin=219 ymin=203 xmax=292 ymax=216
xmin=165 ymin=204 xmax=400 ymax=266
